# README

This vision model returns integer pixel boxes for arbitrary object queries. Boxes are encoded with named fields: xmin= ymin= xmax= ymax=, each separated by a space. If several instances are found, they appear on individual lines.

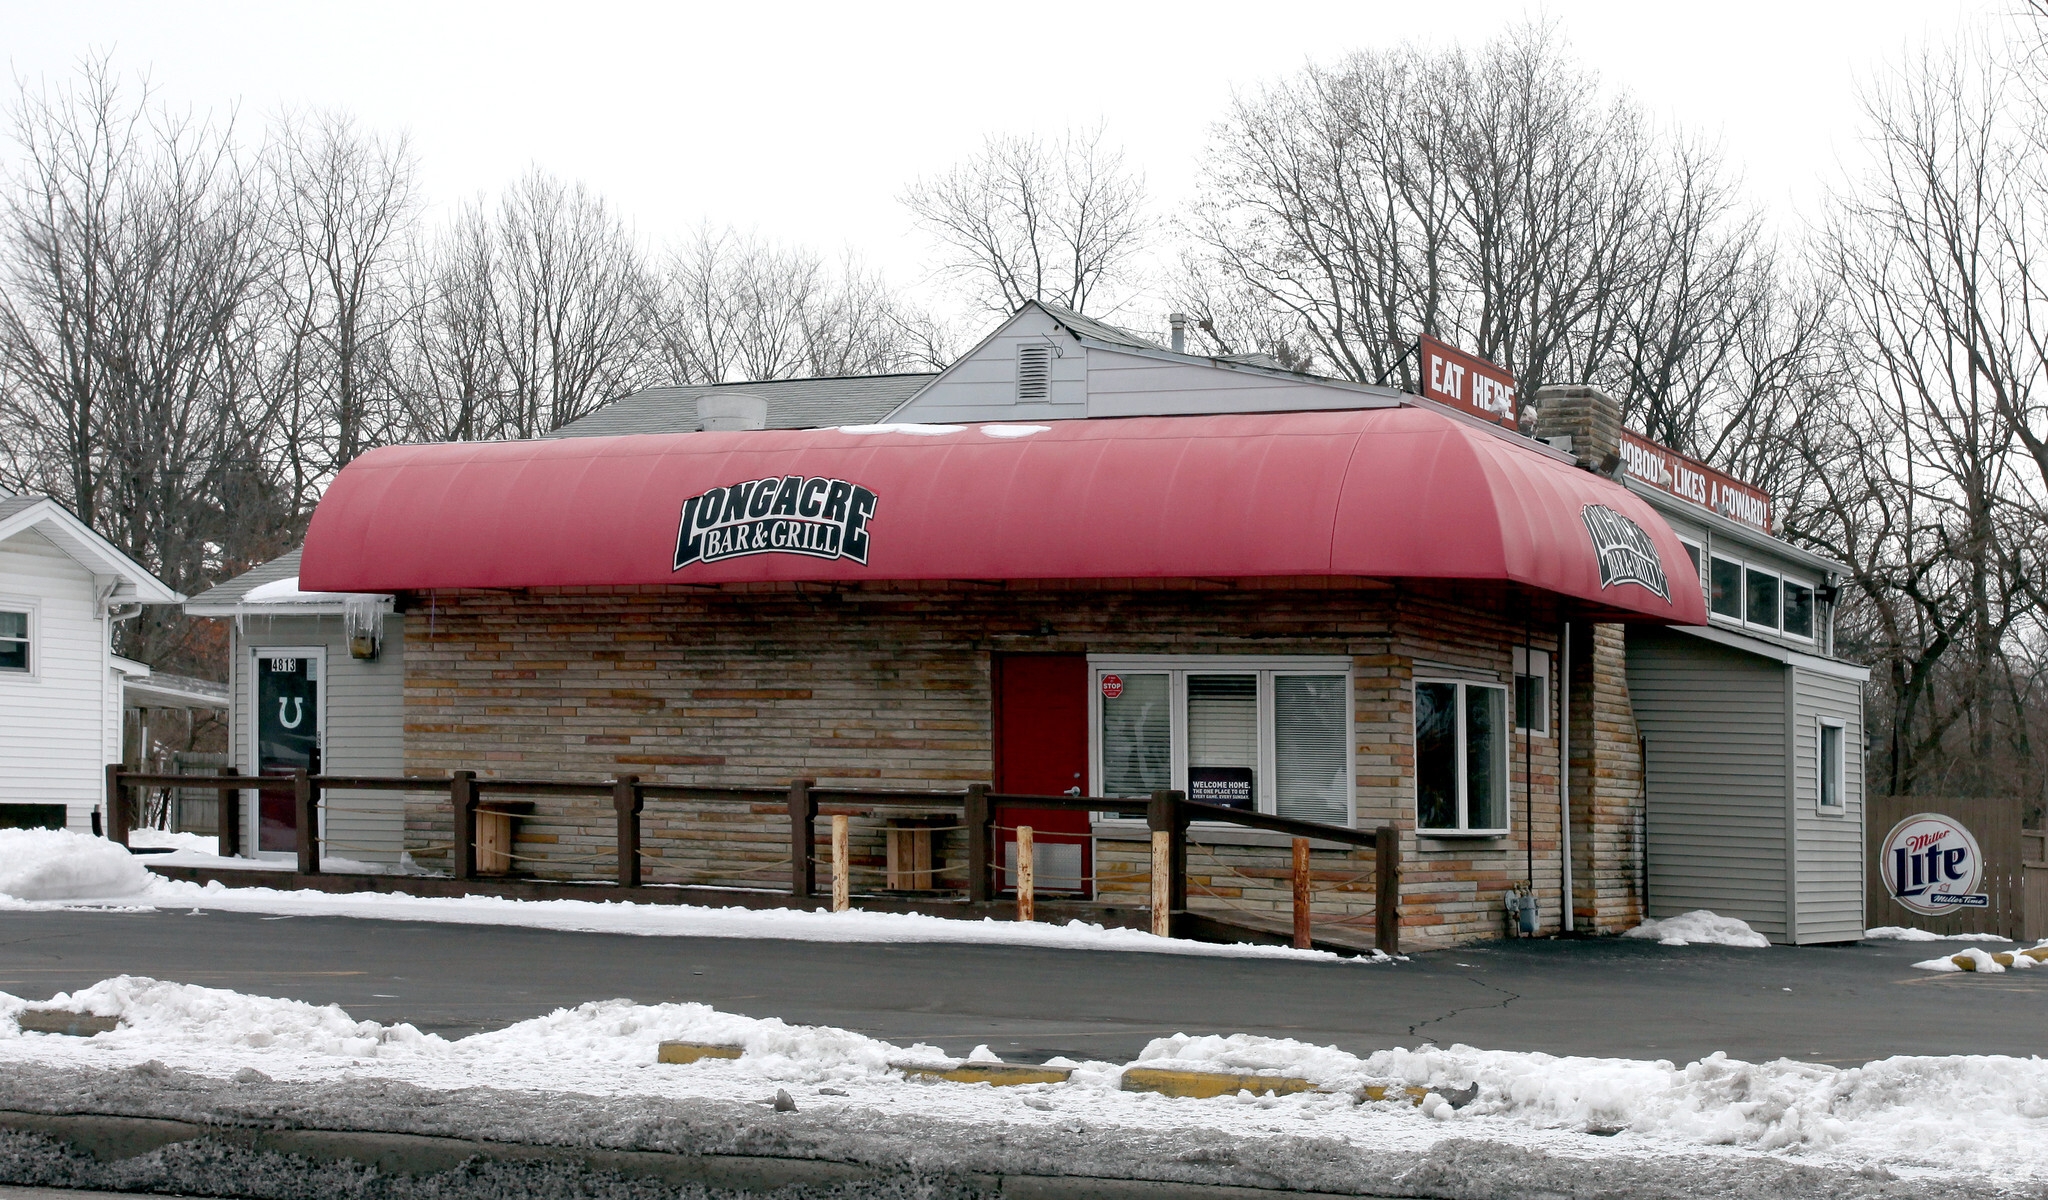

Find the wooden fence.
xmin=1864 ymin=795 xmax=2044 ymax=940
xmin=105 ymin=768 xmax=1402 ymax=953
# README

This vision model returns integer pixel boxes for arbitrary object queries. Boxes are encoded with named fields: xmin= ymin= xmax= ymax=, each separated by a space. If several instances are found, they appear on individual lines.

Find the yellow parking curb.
xmin=1118 ymin=1067 xmax=1324 ymax=1100
xmin=656 ymin=1041 xmax=744 ymax=1064
xmin=1949 ymin=946 xmax=2048 ymax=971
xmin=896 ymin=1063 xmax=1074 ymax=1086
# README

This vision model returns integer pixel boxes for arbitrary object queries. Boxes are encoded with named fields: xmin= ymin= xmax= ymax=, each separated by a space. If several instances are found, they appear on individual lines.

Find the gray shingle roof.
xmin=1032 ymin=300 xmax=1165 ymax=352
xmin=549 ymin=373 xmax=939 ymax=439
xmin=184 ymin=547 xmax=302 ymax=608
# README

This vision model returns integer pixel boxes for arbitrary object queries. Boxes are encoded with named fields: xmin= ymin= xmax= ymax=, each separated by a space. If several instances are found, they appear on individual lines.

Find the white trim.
xmin=1413 ymin=677 xmax=1512 ymax=836
xmin=1675 ymin=623 xmax=1873 ymax=681
xmin=0 ymin=499 xmax=181 ymax=603
xmin=1817 ymin=717 xmax=1847 ymax=813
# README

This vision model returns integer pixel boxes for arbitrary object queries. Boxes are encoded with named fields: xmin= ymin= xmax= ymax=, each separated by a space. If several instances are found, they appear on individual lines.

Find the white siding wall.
xmin=1627 ymin=627 xmax=1792 ymax=941
xmin=889 ymin=308 xmax=1089 ymax=423
xmin=1792 ymin=666 xmax=1866 ymax=942
xmin=0 ymin=529 xmax=109 ymax=829
xmin=232 ymin=612 xmax=407 ymax=862
xmin=1084 ymin=349 xmax=1386 ymax=417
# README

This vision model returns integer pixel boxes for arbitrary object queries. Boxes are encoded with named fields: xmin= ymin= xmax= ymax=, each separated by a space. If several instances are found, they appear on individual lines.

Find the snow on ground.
xmin=0 ymin=829 xmax=1379 ymax=963
xmin=1912 ymin=943 xmax=2047 ymax=973
xmin=1623 ymin=910 xmax=1771 ymax=948
xmin=1865 ymin=925 xmax=2011 ymax=942
xmin=127 ymin=828 xmax=222 ymax=855
xmin=2 ymin=976 xmax=2045 ymax=1189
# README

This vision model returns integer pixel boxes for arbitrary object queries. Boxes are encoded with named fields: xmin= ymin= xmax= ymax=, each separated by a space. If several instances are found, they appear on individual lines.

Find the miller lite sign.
xmin=675 ymin=476 xmax=878 ymax=571
xmin=1880 ymin=813 xmax=1989 ymax=917
xmin=1581 ymin=504 xmax=1670 ymax=601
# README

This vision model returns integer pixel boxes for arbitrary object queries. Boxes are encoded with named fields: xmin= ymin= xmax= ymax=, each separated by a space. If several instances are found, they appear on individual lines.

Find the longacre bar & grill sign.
xmin=674 ymin=476 xmax=878 ymax=570
xmin=1619 ymin=431 xmax=1772 ymax=534
xmin=1419 ymin=335 xmax=1517 ymax=427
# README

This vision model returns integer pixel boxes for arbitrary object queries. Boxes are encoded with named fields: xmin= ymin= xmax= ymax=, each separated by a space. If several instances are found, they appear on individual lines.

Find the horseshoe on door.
xmin=277 ymin=697 xmax=305 ymax=729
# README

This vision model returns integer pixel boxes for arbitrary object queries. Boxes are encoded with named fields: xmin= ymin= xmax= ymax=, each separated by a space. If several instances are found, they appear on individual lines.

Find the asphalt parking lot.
xmin=2 ymin=908 xmax=2039 ymax=1065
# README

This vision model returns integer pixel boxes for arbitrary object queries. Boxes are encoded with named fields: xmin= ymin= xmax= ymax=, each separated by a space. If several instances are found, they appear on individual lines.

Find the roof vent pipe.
xmin=1168 ymin=312 xmax=1187 ymax=354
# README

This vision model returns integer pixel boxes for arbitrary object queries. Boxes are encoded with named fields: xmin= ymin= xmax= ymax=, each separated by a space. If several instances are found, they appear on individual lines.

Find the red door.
xmin=993 ymin=654 xmax=1092 ymax=899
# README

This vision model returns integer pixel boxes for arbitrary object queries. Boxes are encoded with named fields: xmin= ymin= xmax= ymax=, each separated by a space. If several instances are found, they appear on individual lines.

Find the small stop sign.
xmin=1101 ymin=674 xmax=1124 ymax=699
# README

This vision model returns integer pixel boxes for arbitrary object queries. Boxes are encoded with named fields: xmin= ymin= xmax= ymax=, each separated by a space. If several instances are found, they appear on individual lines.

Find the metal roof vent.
xmin=699 ymin=395 xmax=768 ymax=431
xmin=1017 ymin=344 xmax=1051 ymax=401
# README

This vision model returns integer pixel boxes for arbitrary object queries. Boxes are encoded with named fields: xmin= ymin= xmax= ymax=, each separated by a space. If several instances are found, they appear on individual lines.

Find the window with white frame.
xmin=1783 ymin=579 xmax=1816 ymax=640
xmin=1512 ymin=646 xmax=1549 ymax=735
xmin=1707 ymin=552 xmax=1815 ymax=640
xmin=1709 ymin=555 xmax=1743 ymax=620
xmin=1415 ymin=679 xmax=1509 ymax=834
xmin=0 ymin=610 xmax=28 ymax=672
xmin=1819 ymin=720 xmax=1846 ymax=810
xmin=1093 ymin=658 xmax=1351 ymax=825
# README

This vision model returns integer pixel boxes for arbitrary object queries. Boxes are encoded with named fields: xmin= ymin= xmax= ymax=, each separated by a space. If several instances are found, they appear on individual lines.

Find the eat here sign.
xmin=1419 ymin=336 xmax=1518 ymax=428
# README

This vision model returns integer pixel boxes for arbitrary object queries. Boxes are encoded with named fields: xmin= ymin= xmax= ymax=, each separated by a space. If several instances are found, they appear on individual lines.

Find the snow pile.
xmin=1866 ymin=926 xmax=2009 ymax=942
xmin=1913 ymin=944 xmax=2047 ymax=973
xmin=835 ymin=423 xmax=963 ymax=436
xmin=128 ymin=829 xmax=220 ymax=855
xmin=1624 ymin=910 xmax=1770 ymax=948
xmin=242 ymin=575 xmax=353 ymax=604
xmin=0 ymin=829 xmax=154 ymax=901
xmin=980 ymin=424 xmax=1050 ymax=438
xmin=14 ymin=979 xmax=2048 ymax=1181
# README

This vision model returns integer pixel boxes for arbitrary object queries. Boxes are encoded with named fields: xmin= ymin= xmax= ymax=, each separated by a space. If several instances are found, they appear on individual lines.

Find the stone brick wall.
xmin=1567 ymin=620 xmax=1646 ymax=932
xmin=398 ymin=578 xmax=1593 ymax=948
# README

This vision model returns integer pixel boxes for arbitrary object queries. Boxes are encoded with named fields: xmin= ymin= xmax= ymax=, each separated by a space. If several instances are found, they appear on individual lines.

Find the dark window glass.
xmin=1710 ymin=557 xmax=1743 ymax=619
xmin=1415 ymin=683 xmax=1458 ymax=830
xmin=1683 ymin=543 xmax=1701 ymax=575
xmin=1101 ymin=673 xmax=1170 ymax=796
xmin=1746 ymin=568 xmax=1780 ymax=631
xmin=1783 ymin=582 xmax=1814 ymax=639
xmin=1514 ymin=673 xmax=1545 ymax=732
xmin=1820 ymin=724 xmax=1843 ymax=807
xmin=0 ymin=611 xmax=27 ymax=671
xmin=1465 ymin=685 xmax=1506 ymax=829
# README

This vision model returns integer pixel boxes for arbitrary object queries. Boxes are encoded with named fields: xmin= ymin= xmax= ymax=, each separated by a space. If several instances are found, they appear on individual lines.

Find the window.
xmin=1512 ymin=646 xmax=1549 ymax=734
xmin=1415 ymin=679 xmax=1509 ymax=834
xmin=1745 ymin=567 xmax=1781 ymax=632
xmin=1679 ymin=539 xmax=1703 ymax=581
xmin=0 ymin=610 xmax=27 ymax=672
xmin=1709 ymin=556 xmax=1743 ymax=620
xmin=1783 ymin=580 xmax=1815 ymax=640
xmin=1017 ymin=344 xmax=1051 ymax=401
xmin=1819 ymin=721 xmax=1845 ymax=810
xmin=1094 ymin=659 xmax=1351 ymax=824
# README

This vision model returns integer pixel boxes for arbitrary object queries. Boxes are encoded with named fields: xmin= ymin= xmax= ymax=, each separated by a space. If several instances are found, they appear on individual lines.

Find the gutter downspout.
xmin=1561 ymin=620 xmax=1574 ymax=933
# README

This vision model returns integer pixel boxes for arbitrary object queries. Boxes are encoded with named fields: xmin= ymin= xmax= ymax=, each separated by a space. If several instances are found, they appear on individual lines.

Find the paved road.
xmin=2 ymin=909 xmax=2040 ymax=1065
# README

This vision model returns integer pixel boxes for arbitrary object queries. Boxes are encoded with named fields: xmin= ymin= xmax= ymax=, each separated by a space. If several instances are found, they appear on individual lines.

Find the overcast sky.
xmin=2 ymin=0 xmax=2006 ymax=307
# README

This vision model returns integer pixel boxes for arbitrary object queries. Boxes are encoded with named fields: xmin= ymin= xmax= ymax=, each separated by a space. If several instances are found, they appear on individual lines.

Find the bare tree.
xmin=903 ymin=125 xmax=1151 ymax=317
xmin=0 ymin=58 xmax=279 ymax=670
xmin=657 ymin=226 xmax=930 ymax=382
xmin=259 ymin=108 xmax=420 ymax=514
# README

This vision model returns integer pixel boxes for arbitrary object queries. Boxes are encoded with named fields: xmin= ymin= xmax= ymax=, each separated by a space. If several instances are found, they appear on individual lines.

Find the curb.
xmin=0 ymin=1109 xmax=1415 ymax=1199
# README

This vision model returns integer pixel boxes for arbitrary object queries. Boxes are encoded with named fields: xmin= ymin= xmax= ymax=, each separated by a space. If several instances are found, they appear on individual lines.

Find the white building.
xmin=0 ymin=487 xmax=183 ymax=831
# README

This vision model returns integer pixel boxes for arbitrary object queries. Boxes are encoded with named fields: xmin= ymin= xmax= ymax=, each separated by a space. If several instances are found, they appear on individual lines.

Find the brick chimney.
xmin=1533 ymin=385 xmax=1623 ymax=474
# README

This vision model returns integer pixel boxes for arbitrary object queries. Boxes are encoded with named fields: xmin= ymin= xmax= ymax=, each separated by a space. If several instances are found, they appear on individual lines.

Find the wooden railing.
xmin=106 ymin=768 xmax=1402 ymax=953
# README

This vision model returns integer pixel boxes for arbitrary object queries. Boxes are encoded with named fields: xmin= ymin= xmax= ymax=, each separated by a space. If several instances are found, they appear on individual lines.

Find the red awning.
xmin=299 ymin=408 xmax=1707 ymax=623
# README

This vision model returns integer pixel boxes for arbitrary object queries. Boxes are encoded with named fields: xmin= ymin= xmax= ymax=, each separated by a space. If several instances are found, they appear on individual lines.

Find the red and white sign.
xmin=1099 ymin=674 xmax=1124 ymax=700
xmin=1618 ymin=431 xmax=1773 ymax=534
xmin=1880 ymin=813 xmax=1988 ymax=918
xmin=1419 ymin=335 xmax=1518 ymax=427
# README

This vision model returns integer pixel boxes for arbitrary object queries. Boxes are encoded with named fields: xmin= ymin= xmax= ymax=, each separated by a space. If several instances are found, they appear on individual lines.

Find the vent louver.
xmin=1017 ymin=344 xmax=1051 ymax=401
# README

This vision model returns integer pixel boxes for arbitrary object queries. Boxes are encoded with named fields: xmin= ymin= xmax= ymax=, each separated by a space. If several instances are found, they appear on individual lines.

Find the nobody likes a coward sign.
xmin=675 ymin=476 xmax=878 ymax=570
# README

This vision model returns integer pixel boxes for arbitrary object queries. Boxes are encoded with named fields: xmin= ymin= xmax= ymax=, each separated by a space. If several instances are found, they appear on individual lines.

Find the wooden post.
xmin=450 ymin=770 xmax=478 ymax=881
xmin=965 ymin=784 xmax=993 ymax=903
xmin=788 ymin=778 xmax=816 ymax=899
xmin=1149 ymin=831 xmax=1171 ymax=937
xmin=831 ymin=813 xmax=850 ymax=912
xmin=613 ymin=775 xmax=643 ymax=887
xmin=1016 ymin=825 xmax=1035 ymax=922
xmin=218 ymin=785 xmax=241 ymax=858
xmin=1146 ymin=789 xmax=1187 ymax=923
xmin=104 ymin=764 xmax=128 ymax=846
xmin=1375 ymin=825 xmax=1401 ymax=955
xmin=1292 ymin=836 xmax=1312 ymax=950
xmin=294 ymin=769 xmax=321 ymax=876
